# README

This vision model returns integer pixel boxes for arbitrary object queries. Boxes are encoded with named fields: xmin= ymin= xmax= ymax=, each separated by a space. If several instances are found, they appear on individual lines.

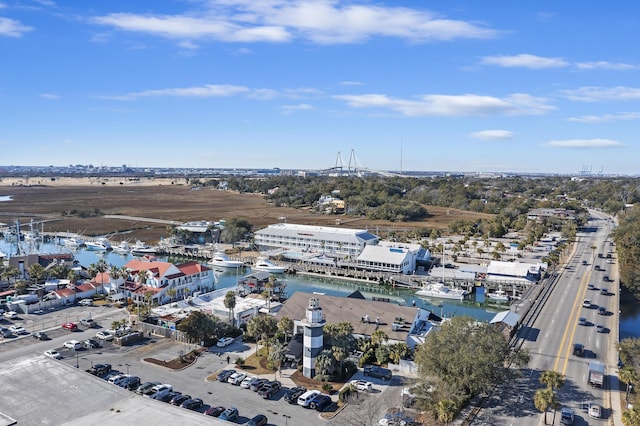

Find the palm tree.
xmin=534 ymin=388 xmax=556 ymax=425
xmin=620 ymin=367 xmax=638 ymax=401
xmin=371 ymin=329 xmax=389 ymax=347
xmin=314 ymin=349 xmax=334 ymax=378
xmin=277 ymin=316 xmax=294 ymax=344
xmin=268 ymin=340 xmax=287 ymax=373
xmin=622 ymin=406 xmax=640 ymax=425
xmin=166 ymin=288 xmax=177 ymax=303
xmin=540 ymin=370 xmax=565 ymax=391
xmin=435 ymin=399 xmax=457 ymax=425
xmin=224 ymin=291 xmax=237 ymax=324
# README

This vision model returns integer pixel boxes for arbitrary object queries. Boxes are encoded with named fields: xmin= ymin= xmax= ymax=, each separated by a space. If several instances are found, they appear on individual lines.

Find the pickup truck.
xmin=588 ymin=362 xmax=605 ymax=387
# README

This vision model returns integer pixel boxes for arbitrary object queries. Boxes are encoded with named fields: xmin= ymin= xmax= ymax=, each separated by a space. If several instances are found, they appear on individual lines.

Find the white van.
xmin=217 ymin=337 xmax=234 ymax=347
xmin=297 ymin=390 xmax=321 ymax=407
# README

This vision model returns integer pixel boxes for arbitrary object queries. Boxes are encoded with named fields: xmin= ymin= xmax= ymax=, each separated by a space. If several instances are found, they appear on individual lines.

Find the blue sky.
xmin=1 ymin=1 xmax=640 ymax=175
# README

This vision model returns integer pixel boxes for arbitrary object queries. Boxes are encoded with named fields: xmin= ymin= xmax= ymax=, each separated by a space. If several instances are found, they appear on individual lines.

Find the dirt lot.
xmin=0 ymin=177 xmax=492 ymax=244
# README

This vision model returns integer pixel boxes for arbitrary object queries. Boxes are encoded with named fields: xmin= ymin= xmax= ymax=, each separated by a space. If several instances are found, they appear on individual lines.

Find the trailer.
xmin=588 ymin=362 xmax=605 ymax=387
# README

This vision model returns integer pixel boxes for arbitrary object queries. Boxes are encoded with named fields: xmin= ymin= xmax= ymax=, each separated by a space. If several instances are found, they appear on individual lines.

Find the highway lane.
xmin=471 ymin=212 xmax=617 ymax=425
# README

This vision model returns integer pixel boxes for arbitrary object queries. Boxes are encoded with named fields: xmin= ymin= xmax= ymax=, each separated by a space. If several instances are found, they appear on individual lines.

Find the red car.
xmin=62 ymin=322 xmax=78 ymax=331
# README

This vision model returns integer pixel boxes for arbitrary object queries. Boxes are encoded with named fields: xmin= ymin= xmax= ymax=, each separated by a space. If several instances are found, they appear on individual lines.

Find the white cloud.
xmin=91 ymin=1 xmax=499 ymax=45
xmin=334 ymin=92 xmax=553 ymax=116
xmin=40 ymin=93 xmax=60 ymax=100
xmin=99 ymin=84 xmax=250 ymax=100
xmin=248 ymin=88 xmax=279 ymax=100
xmin=481 ymin=54 xmax=569 ymax=69
xmin=231 ymin=47 xmax=253 ymax=55
xmin=567 ymin=112 xmax=640 ymax=123
xmin=543 ymin=138 xmax=625 ymax=149
xmin=0 ymin=17 xmax=33 ymax=37
xmin=178 ymin=40 xmax=199 ymax=50
xmin=469 ymin=130 xmax=514 ymax=140
xmin=559 ymin=86 xmax=640 ymax=102
xmin=281 ymin=103 xmax=314 ymax=115
xmin=575 ymin=61 xmax=638 ymax=71
xmin=339 ymin=81 xmax=364 ymax=86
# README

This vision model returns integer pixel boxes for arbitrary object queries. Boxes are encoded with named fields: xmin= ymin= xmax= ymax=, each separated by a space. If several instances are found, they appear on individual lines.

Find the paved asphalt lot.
xmin=0 ymin=304 xmax=405 ymax=425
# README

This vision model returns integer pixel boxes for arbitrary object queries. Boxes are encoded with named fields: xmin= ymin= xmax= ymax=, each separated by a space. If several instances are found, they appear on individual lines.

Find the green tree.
xmin=28 ymin=263 xmax=46 ymax=285
xmin=268 ymin=340 xmax=287 ymax=372
xmin=246 ymin=315 xmax=278 ymax=355
xmin=435 ymin=398 xmax=458 ymax=425
xmin=177 ymin=311 xmax=222 ymax=346
xmin=277 ymin=316 xmax=294 ymax=343
xmin=371 ymin=329 xmax=389 ymax=347
xmin=620 ymin=366 xmax=638 ymax=402
xmin=314 ymin=349 xmax=335 ymax=378
xmin=622 ymin=406 xmax=640 ymax=426
xmin=224 ymin=291 xmax=237 ymax=324
xmin=539 ymin=370 xmax=565 ymax=391
xmin=534 ymin=388 xmax=555 ymax=425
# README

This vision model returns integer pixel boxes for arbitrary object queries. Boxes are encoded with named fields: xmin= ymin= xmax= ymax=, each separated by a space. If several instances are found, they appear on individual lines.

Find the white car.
xmin=350 ymin=380 xmax=373 ymax=391
xmin=3 ymin=311 xmax=18 ymax=319
xmin=108 ymin=373 xmax=128 ymax=384
xmin=79 ymin=299 xmax=94 ymax=306
xmin=240 ymin=376 xmax=256 ymax=389
xmin=44 ymin=349 xmax=62 ymax=360
xmin=589 ymin=403 xmax=602 ymax=418
xmin=9 ymin=325 xmax=27 ymax=335
xmin=63 ymin=340 xmax=82 ymax=350
xmin=96 ymin=331 xmax=114 ymax=341
xmin=227 ymin=372 xmax=247 ymax=385
xmin=217 ymin=337 xmax=234 ymax=347
xmin=146 ymin=384 xmax=173 ymax=399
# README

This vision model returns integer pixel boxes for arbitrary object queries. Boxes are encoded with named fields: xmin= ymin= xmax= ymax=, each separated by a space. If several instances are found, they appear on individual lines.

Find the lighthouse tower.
xmin=301 ymin=297 xmax=326 ymax=378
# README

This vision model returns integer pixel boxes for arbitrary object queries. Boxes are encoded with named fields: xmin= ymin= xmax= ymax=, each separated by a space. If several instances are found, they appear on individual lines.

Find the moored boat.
xmin=208 ymin=250 xmax=244 ymax=269
xmin=112 ymin=241 xmax=131 ymax=254
xmin=415 ymin=283 xmax=468 ymax=300
xmin=85 ymin=237 xmax=112 ymax=251
xmin=252 ymin=257 xmax=286 ymax=273
xmin=487 ymin=289 xmax=510 ymax=302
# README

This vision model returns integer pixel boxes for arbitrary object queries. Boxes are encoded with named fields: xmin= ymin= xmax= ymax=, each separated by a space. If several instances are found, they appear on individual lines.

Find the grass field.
xmin=0 ymin=178 xmax=493 ymax=244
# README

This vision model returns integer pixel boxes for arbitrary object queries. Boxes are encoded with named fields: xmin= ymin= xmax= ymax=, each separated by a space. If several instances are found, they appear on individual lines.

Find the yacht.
xmin=85 ymin=237 xmax=112 ymax=251
xmin=208 ymin=250 xmax=244 ymax=269
xmin=64 ymin=237 xmax=85 ymax=247
xmin=130 ymin=240 xmax=157 ymax=256
xmin=252 ymin=257 xmax=286 ymax=273
xmin=415 ymin=283 xmax=468 ymax=301
xmin=112 ymin=241 xmax=131 ymax=254
xmin=486 ymin=289 xmax=510 ymax=302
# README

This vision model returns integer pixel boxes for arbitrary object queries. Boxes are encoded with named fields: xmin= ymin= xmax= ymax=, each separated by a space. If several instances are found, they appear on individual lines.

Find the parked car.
xmin=118 ymin=376 xmax=141 ymax=391
xmin=63 ymin=340 xmax=82 ymax=350
xmin=113 ymin=375 xmax=134 ymax=386
xmin=363 ymin=366 xmax=392 ymax=381
xmin=32 ymin=331 xmax=49 ymax=340
xmin=96 ymin=330 xmax=114 ymax=341
xmin=297 ymin=390 xmax=322 ymax=407
xmin=219 ymin=407 xmax=239 ymax=421
xmin=589 ymin=403 xmax=602 ymax=418
xmin=308 ymin=394 xmax=332 ymax=411
xmin=250 ymin=378 xmax=269 ymax=392
xmin=79 ymin=299 xmax=94 ymax=306
xmin=61 ymin=322 xmax=78 ymax=331
xmin=560 ymin=407 xmax=574 ymax=424
xmin=258 ymin=381 xmax=281 ymax=399
xmin=217 ymin=369 xmax=236 ymax=382
xmin=80 ymin=318 xmax=97 ymax=328
xmin=228 ymin=372 xmax=247 ymax=385
xmin=350 ymin=380 xmax=373 ymax=391
xmin=44 ymin=349 xmax=62 ymax=359
xmin=157 ymin=391 xmax=181 ymax=403
xmin=136 ymin=381 xmax=161 ymax=395
xmin=0 ymin=327 xmax=12 ymax=338
xmin=170 ymin=394 xmax=191 ymax=406
xmin=245 ymin=414 xmax=268 ymax=426
xmin=3 ymin=311 xmax=18 ymax=319
xmin=217 ymin=337 xmax=234 ymax=347
xmin=284 ymin=386 xmax=307 ymax=403
xmin=204 ymin=406 xmax=225 ymax=417
xmin=84 ymin=338 xmax=101 ymax=349
xmin=108 ymin=373 xmax=128 ymax=384
xmin=181 ymin=398 xmax=204 ymax=410
xmin=9 ymin=325 xmax=27 ymax=335
xmin=240 ymin=376 xmax=257 ymax=389
xmin=145 ymin=384 xmax=173 ymax=399
xmin=88 ymin=363 xmax=112 ymax=376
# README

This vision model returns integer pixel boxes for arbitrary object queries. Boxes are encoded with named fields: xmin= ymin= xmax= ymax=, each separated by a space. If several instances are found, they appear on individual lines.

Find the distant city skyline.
xmin=1 ymin=1 xmax=639 ymax=174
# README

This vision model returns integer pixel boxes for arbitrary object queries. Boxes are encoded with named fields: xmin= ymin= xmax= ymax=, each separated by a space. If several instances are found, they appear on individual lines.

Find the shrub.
xmin=322 ymin=382 xmax=333 ymax=393
xmin=235 ymin=357 xmax=245 ymax=366
xmin=338 ymin=385 xmax=356 ymax=402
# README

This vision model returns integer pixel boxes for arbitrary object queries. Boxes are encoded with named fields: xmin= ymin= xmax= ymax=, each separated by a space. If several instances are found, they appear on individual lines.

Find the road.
xmin=470 ymin=211 xmax=619 ymax=425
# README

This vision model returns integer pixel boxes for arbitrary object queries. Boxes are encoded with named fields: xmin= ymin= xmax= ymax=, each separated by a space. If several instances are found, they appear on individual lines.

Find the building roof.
xmin=357 ymin=245 xmax=412 ymax=264
xmin=255 ymin=223 xmax=378 ymax=245
xmin=487 ymin=261 xmax=540 ymax=277
xmin=275 ymin=291 xmax=423 ymax=342
xmin=490 ymin=310 xmax=520 ymax=327
xmin=178 ymin=261 xmax=212 ymax=275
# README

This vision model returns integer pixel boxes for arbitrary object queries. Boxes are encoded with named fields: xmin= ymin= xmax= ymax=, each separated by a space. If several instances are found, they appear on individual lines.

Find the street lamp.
xmin=75 ymin=349 xmax=79 ymax=368
xmin=124 ymin=363 xmax=130 ymax=375
xmin=282 ymin=414 xmax=291 ymax=426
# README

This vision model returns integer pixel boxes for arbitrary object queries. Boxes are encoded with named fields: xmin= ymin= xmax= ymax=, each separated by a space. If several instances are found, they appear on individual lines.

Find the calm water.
xmin=1 ymin=238 xmax=507 ymax=323
xmin=620 ymin=300 xmax=640 ymax=340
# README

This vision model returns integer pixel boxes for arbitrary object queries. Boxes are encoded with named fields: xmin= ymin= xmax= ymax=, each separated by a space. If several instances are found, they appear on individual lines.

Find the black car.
xmin=84 ymin=338 xmax=101 ymax=349
xmin=136 ymin=381 xmax=160 ymax=395
xmin=181 ymin=398 xmax=204 ymax=410
xmin=32 ymin=331 xmax=49 ymax=340
xmin=573 ymin=343 xmax=585 ymax=357
xmin=246 ymin=414 xmax=268 ymax=426
xmin=363 ymin=366 xmax=392 ymax=381
xmin=170 ymin=394 xmax=191 ymax=406
xmin=309 ymin=394 xmax=332 ymax=411
xmin=88 ymin=363 xmax=112 ymax=376
xmin=118 ymin=376 xmax=141 ymax=391
xmin=216 ymin=369 xmax=235 ymax=382
xmin=204 ymin=406 xmax=225 ymax=417
xmin=250 ymin=378 xmax=269 ymax=392
xmin=258 ymin=381 xmax=281 ymax=399
xmin=284 ymin=386 xmax=307 ymax=403
xmin=158 ymin=391 xmax=181 ymax=403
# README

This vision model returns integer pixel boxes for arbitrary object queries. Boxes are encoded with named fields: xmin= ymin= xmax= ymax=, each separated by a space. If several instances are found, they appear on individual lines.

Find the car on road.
xmin=204 ymin=406 xmax=225 ymax=417
xmin=9 ymin=325 xmax=27 ymax=335
xmin=180 ymin=398 xmax=204 ymax=410
xmin=589 ymin=403 xmax=602 ymax=418
xmin=84 ymin=338 xmax=101 ymax=349
xmin=136 ymin=381 xmax=160 ymax=395
xmin=61 ymin=322 xmax=78 ymax=331
xmin=44 ymin=349 xmax=62 ymax=359
xmin=560 ymin=407 xmax=574 ymax=424
xmin=587 ymin=283 xmax=596 ymax=290
xmin=96 ymin=330 xmax=114 ymax=341
xmin=250 ymin=378 xmax=269 ymax=392
xmin=219 ymin=407 xmax=239 ymax=421
xmin=363 ymin=366 xmax=392 ymax=381
xmin=595 ymin=324 xmax=606 ymax=333
xmin=3 ymin=311 xmax=18 ymax=319
xmin=217 ymin=337 xmax=234 ymax=347
xmin=600 ymin=287 xmax=608 ymax=295
xmin=578 ymin=317 xmax=588 ymax=326
xmin=170 ymin=394 xmax=191 ymax=406
xmin=350 ymin=380 xmax=373 ymax=391
xmin=217 ymin=369 xmax=235 ymax=382
xmin=573 ymin=343 xmax=585 ymax=357
xmin=227 ymin=371 xmax=247 ymax=385
xmin=245 ymin=414 xmax=268 ymax=426
xmin=598 ymin=306 xmax=607 ymax=315
xmin=284 ymin=386 xmax=307 ymax=403
xmin=240 ymin=375 xmax=257 ymax=389
xmin=308 ymin=394 xmax=332 ymax=411
xmin=32 ymin=331 xmax=49 ymax=340
xmin=258 ymin=381 xmax=281 ymax=399
xmin=63 ymin=340 xmax=82 ymax=350
xmin=582 ymin=299 xmax=592 ymax=308
xmin=88 ymin=363 xmax=112 ymax=376
xmin=79 ymin=299 xmax=94 ymax=306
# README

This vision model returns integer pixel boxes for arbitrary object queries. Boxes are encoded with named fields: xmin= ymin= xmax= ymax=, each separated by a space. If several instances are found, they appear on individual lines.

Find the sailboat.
xmin=415 ymin=247 xmax=468 ymax=300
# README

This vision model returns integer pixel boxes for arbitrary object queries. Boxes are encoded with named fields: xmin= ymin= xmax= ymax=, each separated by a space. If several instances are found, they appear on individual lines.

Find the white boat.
xmin=252 ymin=257 xmax=286 ymax=273
xmin=130 ymin=241 xmax=158 ymax=256
xmin=487 ymin=289 xmax=510 ymax=302
xmin=208 ymin=250 xmax=244 ymax=269
xmin=85 ymin=237 xmax=112 ymax=251
xmin=112 ymin=241 xmax=131 ymax=254
xmin=64 ymin=237 xmax=85 ymax=247
xmin=415 ymin=283 xmax=468 ymax=300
